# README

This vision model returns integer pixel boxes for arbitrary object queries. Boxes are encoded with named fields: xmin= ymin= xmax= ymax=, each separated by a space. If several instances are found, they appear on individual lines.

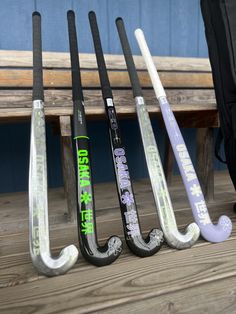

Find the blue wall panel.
xmin=72 ymin=0 xmax=109 ymax=53
xmin=198 ymin=3 xmax=209 ymax=57
xmin=0 ymin=0 xmax=224 ymax=193
xmin=0 ymin=0 xmax=34 ymax=50
xmin=170 ymin=0 xmax=199 ymax=57
xmin=141 ymin=0 xmax=171 ymax=56
xmin=36 ymin=0 xmax=73 ymax=52
xmin=107 ymin=0 xmax=141 ymax=54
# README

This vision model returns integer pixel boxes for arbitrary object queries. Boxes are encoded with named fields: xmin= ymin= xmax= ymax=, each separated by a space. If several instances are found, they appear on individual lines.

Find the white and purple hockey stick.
xmin=135 ymin=29 xmax=232 ymax=243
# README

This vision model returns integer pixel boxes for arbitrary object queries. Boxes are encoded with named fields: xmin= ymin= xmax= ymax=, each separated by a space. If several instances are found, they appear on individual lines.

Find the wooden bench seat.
xmin=0 ymin=50 xmax=218 ymax=221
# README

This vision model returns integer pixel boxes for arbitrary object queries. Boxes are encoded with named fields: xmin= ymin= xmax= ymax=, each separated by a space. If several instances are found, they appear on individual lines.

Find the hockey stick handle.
xmin=67 ymin=10 xmax=84 ymax=102
xmin=88 ymin=11 xmax=113 ymax=100
xmin=32 ymin=12 xmax=44 ymax=101
xmin=135 ymin=29 xmax=166 ymax=99
xmin=116 ymin=18 xmax=142 ymax=98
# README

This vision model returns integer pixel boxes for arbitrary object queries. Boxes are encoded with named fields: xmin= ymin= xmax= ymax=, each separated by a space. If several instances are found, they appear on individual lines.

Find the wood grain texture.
xmin=60 ymin=134 xmax=77 ymax=223
xmin=0 ymin=69 xmax=214 ymax=88
xmin=0 ymin=171 xmax=235 ymax=293
xmin=0 ymin=237 xmax=236 ymax=313
xmin=0 ymin=51 xmax=211 ymax=71
xmin=0 ymin=89 xmax=217 ymax=108
xmin=0 ymin=89 xmax=219 ymax=128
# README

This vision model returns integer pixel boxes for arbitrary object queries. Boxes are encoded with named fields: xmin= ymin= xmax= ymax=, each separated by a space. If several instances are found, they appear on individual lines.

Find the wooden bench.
xmin=0 ymin=50 xmax=218 ymax=222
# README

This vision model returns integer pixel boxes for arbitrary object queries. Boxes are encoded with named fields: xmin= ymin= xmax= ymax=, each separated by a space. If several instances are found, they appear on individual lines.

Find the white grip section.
xmin=135 ymin=29 xmax=166 ymax=99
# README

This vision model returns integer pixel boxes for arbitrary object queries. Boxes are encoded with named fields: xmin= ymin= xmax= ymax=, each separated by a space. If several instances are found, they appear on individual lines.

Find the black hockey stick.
xmin=67 ymin=10 xmax=122 ymax=266
xmin=29 ymin=11 xmax=78 ymax=276
xmin=115 ymin=17 xmax=200 ymax=249
xmin=88 ymin=11 xmax=164 ymax=257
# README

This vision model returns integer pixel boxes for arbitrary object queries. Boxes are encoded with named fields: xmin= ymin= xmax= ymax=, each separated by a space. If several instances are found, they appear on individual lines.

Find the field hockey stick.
xmin=88 ymin=11 xmax=164 ymax=257
xmin=135 ymin=28 xmax=232 ymax=243
xmin=67 ymin=10 xmax=122 ymax=266
xmin=116 ymin=18 xmax=200 ymax=249
xmin=29 ymin=12 xmax=78 ymax=276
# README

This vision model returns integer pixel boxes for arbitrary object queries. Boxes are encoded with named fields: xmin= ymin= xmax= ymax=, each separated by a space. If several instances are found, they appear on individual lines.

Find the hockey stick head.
xmin=198 ymin=214 xmax=232 ymax=243
xmin=126 ymin=228 xmax=164 ymax=257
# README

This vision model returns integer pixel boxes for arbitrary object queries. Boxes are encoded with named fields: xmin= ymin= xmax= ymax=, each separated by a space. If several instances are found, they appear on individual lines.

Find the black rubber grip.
xmin=116 ymin=18 xmax=143 ymax=98
xmin=88 ymin=11 xmax=113 ymax=100
xmin=67 ymin=10 xmax=84 ymax=102
xmin=32 ymin=12 xmax=44 ymax=101
xmin=73 ymin=99 xmax=87 ymax=138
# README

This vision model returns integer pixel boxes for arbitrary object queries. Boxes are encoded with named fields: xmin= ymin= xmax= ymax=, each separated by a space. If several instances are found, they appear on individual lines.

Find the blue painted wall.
xmin=0 ymin=0 xmax=219 ymax=193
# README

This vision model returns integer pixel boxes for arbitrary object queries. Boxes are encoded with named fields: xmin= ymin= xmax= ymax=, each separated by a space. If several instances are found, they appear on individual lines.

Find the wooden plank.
xmin=1 ymin=202 xmax=235 ymax=289
xmin=99 ymin=275 xmax=236 ymax=314
xmin=0 ymin=69 xmax=214 ymax=88
xmin=0 ymin=89 xmax=217 ymax=109
xmin=0 ymin=89 xmax=219 ymax=128
xmin=1 ymin=171 xmax=233 ymax=233
xmin=60 ymin=117 xmax=77 ymax=223
xmin=0 ymin=107 xmax=219 ymax=128
xmin=0 ymin=238 xmax=236 ymax=313
xmin=0 ymin=171 xmax=235 ymax=288
xmin=0 ymin=50 xmax=212 ymax=71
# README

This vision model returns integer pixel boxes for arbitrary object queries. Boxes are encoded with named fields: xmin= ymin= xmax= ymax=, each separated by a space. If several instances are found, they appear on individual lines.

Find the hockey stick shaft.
xmin=135 ymin=28 xmax=232 ymax=243
xmin=88 ymin=11 xmax=164 ymax=256
xmin=67 ymin=10 xmax=122 ymax=266
xmin=116 ymin=18 xmax=200 ymax=249
xmin=29 ymin=12 xmax=78 ymax=276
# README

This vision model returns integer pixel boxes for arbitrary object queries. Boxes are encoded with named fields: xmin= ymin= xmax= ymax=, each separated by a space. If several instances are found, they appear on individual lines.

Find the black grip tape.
xmin=73 ymin=100 xmax=87 ymax=138
xmin=116 ymin=18 xmax=143 ymax=98
xmin=67 ymin=10 xmax=84 ymax=102
xmin=32 ymin=12 xmax=44 ymax=101
xmin=88 ymin=11 xmax=113 ymax=100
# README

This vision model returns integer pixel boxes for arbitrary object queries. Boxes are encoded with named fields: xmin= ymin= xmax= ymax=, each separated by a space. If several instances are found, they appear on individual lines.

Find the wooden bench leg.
xmin=196 ymin=128 xmax=214 ymax=202
xmin=60 ymin=116 xmax=77 ymax=223
xmin=164 ymin=133 xmax=174 ymax=185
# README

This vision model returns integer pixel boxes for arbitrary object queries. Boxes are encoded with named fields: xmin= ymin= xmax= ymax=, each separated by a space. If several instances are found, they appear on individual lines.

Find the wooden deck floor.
xmin=0 ymin=171 xmax=236 ymax=313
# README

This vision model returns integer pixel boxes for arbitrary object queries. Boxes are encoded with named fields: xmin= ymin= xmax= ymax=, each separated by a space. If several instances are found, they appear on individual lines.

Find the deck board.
xmin=0 ymin=171 xmax=235 ymax=313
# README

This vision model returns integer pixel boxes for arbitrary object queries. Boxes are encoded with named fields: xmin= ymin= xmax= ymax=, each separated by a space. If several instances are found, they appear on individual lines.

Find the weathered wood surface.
xmin=0 ymin=69 xmax=214 ymax=88
xmin=0 ymin=89 xmax=217 ymax=109
xmin=0 ymin=50 xmax=211 ymax=71
xmin=0 ymin=89 xmax=219 ymax=127
xmin=0 ymin=171 xmax=235 ymax=313
xmin=0 ymin=51 xmax=215 ymax=123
